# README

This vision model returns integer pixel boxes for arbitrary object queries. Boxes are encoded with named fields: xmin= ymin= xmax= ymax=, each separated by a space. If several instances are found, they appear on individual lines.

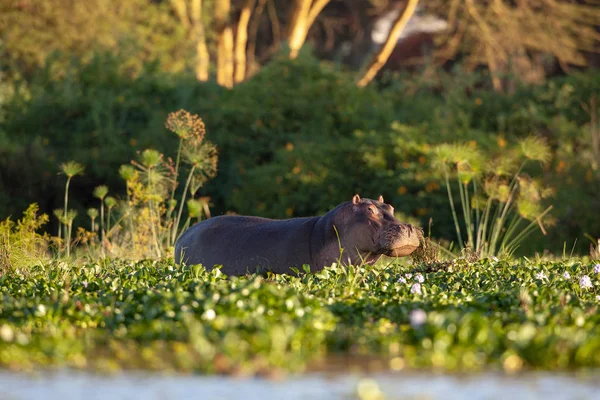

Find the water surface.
xmin=0 ymin=370 xmax=599 ymax=400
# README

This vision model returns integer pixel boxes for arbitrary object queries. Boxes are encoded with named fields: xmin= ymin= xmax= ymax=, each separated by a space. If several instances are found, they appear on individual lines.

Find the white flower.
xmin=82 ymin=281 xmax=88 ymax=288
xmin=203 ymin=309 xmax=216 ymax=320
xmin=397 ymin=276 xmax=407 ymax=284
xmin=535 ymin=272 xmax=547 ymax=281
xmin=562 ymin=271 xmax=571 ymax=279
xmin=409 ymin=309 xmax=427 ymax=327
xmin=406 ymin=273 xmax=413 ymax=279
xmin=410 ymin=283 xmax=422 ymax=295
xmin=492 ymin=256 xmax=499 ymax=262
xmin=596 ymin=295 xmax=600 ymax=302
xmin=0 ymin=325 xmax=14 ymax=342
xmin=579 ymin=275 xmax=593 ymax=290
xmin=36 ymin=305 xmax=46 ymax=316
xmin=415 ymin=273 xmax=425 ymax=283
xmin=593 ymin=264 xmax=600 ymax=274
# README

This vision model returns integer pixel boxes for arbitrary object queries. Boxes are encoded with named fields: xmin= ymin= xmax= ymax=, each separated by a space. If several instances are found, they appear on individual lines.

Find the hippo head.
xmin=338 ymin=195 xmax=421 ymax=262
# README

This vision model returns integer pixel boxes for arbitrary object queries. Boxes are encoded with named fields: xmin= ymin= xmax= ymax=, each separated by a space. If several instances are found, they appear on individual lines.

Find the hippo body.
xmin=175 ymin=195 xmax=420 ymax=275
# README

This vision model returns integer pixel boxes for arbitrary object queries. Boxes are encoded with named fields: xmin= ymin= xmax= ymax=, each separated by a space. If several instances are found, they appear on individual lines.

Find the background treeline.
xmin=0 ymin=0 xmax=599 ymax=255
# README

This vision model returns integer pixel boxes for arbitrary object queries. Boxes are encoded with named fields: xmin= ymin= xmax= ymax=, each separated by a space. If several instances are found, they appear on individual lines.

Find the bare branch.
xmin=288 ymin=0 xmax=313 ymax=59
xmin=357 ymin=0 xmax=420 ymax=88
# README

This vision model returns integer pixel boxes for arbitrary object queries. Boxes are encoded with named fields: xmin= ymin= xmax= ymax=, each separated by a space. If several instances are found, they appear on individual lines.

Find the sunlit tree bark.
xmin=234 ymin=0 xmax=255 ymax=83
xmin=170 ymin=0 xmax=210 ymax=81
xmin=190 ymin=0 xmax=209 ymax=81
xmin=287 ymin=0 xmax=330 ymax=59
xmin=215 ymin=0 xmax=234 ymax=88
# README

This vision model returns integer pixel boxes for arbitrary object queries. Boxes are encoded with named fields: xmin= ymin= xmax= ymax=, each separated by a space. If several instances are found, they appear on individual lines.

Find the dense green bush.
xmin=1 ymin=53 xmax=222 ymax=219
xmin=201 ymin=55 xmax=396 ymax=215
xmin=1 ymin=52 xmax=598 ymax=254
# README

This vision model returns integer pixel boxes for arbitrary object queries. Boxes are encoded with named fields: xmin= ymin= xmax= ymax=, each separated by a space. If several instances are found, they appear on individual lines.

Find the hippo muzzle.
xmin=381 ymin=223 xmax=421 ymax=257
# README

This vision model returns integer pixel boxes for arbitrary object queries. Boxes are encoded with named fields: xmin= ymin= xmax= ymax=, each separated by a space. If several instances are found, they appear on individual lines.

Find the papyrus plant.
xmin=433 ymin=136 xmax=554 ymax=258
xmin=110 ymin=110 xmax=218 ymax=258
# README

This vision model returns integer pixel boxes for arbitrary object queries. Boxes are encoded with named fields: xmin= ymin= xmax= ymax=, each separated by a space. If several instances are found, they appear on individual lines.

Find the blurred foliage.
xmin=426 ymin=0 xmax=600 ymax=90
xmin=0 ymin=204 xmax=50 ymax=273
xmin=0 ymin=52 xmax=599 ymax=254
xmin=0 ymin=0 xmax=189 ymax=76
xmin=0 ymin=259 xmax=600 ymax=373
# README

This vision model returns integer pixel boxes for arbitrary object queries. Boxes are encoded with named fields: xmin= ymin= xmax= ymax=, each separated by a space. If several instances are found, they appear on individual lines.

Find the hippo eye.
xmin=367 ymin=206 xmax=376 ymax=214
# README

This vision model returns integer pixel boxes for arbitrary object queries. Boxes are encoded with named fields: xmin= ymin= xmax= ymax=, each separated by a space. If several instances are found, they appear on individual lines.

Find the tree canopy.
xmin=1 ymin=0 xmax=598 ymax=88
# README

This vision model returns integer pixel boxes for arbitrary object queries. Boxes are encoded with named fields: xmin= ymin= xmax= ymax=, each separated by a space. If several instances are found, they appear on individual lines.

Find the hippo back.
xmin=175 ymin=215 xmax=319 ymax=275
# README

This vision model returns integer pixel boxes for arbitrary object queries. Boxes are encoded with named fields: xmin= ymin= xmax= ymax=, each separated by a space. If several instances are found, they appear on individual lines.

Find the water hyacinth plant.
xmin=579 ymin=275 xmax=593 ymax=290
xmin=410 ymin=283 xmax=422 ymax=295
xmin=2 ymin=257 xmax=600 ymax=373
xmin=432 ymin=136 xmax=554 ymax=258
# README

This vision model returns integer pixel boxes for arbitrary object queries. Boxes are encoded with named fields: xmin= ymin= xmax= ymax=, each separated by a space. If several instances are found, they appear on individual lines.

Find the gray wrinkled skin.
xmin=174 ymin=195 xmax=420 ymax=276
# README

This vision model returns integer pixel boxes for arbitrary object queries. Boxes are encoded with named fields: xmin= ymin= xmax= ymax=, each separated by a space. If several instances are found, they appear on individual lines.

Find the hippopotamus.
xmin=174 ymin=195 xmax=421 ymax=275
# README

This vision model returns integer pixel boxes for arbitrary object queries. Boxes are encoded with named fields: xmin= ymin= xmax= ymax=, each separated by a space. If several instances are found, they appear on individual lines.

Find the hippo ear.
xmin=378 ymin=195 xmax=384 ymax=203
xmin=352 ymin=194 xmax=361 ymax=205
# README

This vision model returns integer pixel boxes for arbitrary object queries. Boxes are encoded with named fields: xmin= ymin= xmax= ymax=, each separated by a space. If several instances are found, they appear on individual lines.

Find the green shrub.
xmin=0 ymin=204 xmax=50 ymax=273
xmin=228 ymin=123 xmax=449 ymax=227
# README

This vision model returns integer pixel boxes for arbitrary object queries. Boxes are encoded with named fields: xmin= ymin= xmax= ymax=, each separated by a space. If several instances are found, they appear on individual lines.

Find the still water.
xmin=0 ymin=370 xmax=599 ymax=400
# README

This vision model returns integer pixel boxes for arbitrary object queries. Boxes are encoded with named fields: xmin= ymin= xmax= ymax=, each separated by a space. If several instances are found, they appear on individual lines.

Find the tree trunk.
xmin=170 ymin=0 xmax=191 ymax=30
xmin=215 ymin=0 xmax=234 ymax=88
xmin=170 ymin=0 xmax=209 ymax=82
xmin=247 ymin=0 xmax=267 ymax=77
xmin=287 ymin=0 xmax=329 ymax=59
xmin=356 ymin=0 xmax=420 ymax=88
xmin=191 ymin=0 xmax=209 ymax=81
xmin=235 ymin=0 xmax=255 ymax=83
